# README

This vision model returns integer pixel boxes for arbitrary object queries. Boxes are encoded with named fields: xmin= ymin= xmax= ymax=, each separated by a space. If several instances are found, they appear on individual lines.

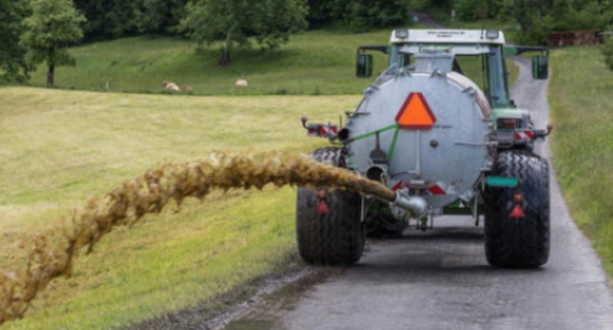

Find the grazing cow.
xmin=235 ymin=79 xmax=248 ymax=87
xmin=162 ymin=81 xmax=180 ymax=91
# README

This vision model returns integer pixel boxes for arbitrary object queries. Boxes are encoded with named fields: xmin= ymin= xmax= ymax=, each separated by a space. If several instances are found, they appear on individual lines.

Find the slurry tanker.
xmin=298 ymin=29 xmax=552 ymax=268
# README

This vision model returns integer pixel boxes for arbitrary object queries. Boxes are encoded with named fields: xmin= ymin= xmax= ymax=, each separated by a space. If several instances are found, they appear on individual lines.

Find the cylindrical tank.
xmin=344 ymin=55 xmax=493 ymax=208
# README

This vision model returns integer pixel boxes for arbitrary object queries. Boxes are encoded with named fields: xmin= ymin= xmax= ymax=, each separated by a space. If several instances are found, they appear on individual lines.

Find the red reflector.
xmin=510 ymin=204 xmax=525 ymax=218
xmin=317 ymin=200 xmax=329 ymax=214
xmin=428 ymin=185 xmax=446 ymax=195
xmin=318 ymin=126 xmax=328 ymax=135
xmin=514 ymin=131 xmax=535 ymax=141
xmin=395 ymin=93 xmax=437 ymax=130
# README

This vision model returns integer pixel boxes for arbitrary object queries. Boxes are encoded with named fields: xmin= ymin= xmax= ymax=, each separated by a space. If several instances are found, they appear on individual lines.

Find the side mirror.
xmin=356 ymin=54 xmax=373 ymax=78
xmin=532 ymin=55 xmax=548 ymax=79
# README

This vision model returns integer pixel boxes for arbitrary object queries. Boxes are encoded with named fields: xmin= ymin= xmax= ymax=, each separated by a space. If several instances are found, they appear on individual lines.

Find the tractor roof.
xmin=390 ymin=29 xmax=506 ymax=45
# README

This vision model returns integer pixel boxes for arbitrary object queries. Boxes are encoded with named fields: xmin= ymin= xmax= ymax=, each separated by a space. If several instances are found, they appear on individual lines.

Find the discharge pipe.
xmin=364 ymin=165 xmax=428 ymax=220
xmin=389 ymin=188 xmax=428 ymax=220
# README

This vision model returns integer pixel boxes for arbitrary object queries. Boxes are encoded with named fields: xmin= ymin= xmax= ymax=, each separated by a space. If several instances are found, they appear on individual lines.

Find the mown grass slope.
xmin=25 ymin=28 xmax=524 ymax=100
xmin=0 ymin=87 xmax=361 ymax=330
xmin=549 ymin=46 xmax=613 ymax=277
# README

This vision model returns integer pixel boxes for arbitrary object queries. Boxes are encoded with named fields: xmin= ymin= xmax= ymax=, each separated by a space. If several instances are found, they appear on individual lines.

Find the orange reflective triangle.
xmin=395 ymin=93 xmax=436 ymax=130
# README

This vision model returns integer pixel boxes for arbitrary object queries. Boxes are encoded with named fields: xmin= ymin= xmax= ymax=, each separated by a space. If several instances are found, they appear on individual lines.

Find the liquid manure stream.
xmin=0 ymin=151 xmax=395 ymax=325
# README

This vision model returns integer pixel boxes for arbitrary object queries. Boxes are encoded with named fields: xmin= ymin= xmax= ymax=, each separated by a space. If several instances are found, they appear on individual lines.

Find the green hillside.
xmin=26 ymin=30 xmax=394 ymax=95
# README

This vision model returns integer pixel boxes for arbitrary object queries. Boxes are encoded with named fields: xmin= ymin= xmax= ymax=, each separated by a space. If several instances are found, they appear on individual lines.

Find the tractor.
xmin=297 ymin=29 xmax=552 ymax=268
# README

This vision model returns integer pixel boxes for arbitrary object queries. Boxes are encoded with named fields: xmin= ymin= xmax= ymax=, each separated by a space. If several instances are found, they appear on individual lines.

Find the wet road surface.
xmin=222 ymin=56 xmax=613 ymax=330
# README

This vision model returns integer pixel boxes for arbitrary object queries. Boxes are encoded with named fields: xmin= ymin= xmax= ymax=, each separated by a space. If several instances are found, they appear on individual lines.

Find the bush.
xmin=496 ymin=0 xmax=515 ymax=21
xmin=407 ymin=0 xmax=432 ymax=11
xmin=517 ymin=19 xmax=551 ymax=45
xmin=454 ymin=0 xmax=487 ymax=21
xmin=347 ymin=0 xmax=409 ymax=32
xmin=308 ymin=0 xmax=409 ymax=32
xmin=601 ymin=27 xmax=613 ymax=71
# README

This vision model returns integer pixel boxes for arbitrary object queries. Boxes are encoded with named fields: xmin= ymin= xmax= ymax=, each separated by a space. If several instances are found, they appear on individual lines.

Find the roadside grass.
xmin=548 ymin=46 xmax=613 ymax=278
xmin=0 ymin=87 xmax=362 ymax=329
xmin=26 ymin=30 xmax=394 ymax=96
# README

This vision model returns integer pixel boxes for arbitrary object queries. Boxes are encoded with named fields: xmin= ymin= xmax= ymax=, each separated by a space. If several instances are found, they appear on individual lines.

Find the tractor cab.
xmin=356 ymin=29 xmax=549 ymax=109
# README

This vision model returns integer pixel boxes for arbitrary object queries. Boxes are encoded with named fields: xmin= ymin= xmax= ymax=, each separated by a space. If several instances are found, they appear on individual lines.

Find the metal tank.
xmin=297 ymin=28 xmax=553 ymax=268
xmin=342 ymin=52 xmax=493 ymax=214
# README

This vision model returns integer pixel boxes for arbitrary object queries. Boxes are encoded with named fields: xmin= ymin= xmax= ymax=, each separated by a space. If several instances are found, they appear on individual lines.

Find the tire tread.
xmin=484 ymin=151 xmax=550 ymax=268
xmin=296 ymin=147 xmax=364 ymax=265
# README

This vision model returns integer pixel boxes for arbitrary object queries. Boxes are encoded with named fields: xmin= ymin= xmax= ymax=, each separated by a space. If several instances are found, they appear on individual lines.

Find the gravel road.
xmin=221 ymin=56 xmax=613 ymax=330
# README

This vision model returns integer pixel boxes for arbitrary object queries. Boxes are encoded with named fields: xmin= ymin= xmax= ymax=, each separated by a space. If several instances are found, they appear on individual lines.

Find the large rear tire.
xmin=484 ymin=151 xmax=550 ymax=268
xmin=296 ymin=147 xmax=364 ymax=266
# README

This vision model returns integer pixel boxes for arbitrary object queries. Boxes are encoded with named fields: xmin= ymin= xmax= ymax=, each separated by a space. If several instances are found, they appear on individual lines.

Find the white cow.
xmin=235 ymin=79 xmax=248 ymax=87
xmin=162 ymin=81 xmax=180 ymax=91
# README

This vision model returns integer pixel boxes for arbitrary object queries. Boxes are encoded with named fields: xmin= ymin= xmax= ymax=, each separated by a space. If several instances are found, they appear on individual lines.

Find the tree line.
xmin=71 ymin=0 xmax=410 ymax=39
xmin=69 ymin=0 xmax=613 ymax=45
xmin=449 ymin=0 xmax=613 ymax=44
xmin=3 ymin=0 xmax=613 ymax=85
xmin=430 ymin=0 xmax=613 ymax=68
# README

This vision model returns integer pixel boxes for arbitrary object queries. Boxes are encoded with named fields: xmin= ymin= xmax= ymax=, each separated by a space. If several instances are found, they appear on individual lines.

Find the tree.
xmin=602 ymin=26 xmax=613 ymax=71
xmin=308 ymin=0 xmax=409 ymax=31
xmin=307 ymin=0 xmax=337 ymax=24
xmin=133 ymin=0 xmax=168 ymax=34
xmin=407 ymin=0 xmax=436 ymax=10
xmin=0 ymin=0 xmax=31 ymax=83
xmin=345 ymin=0 xmax=409 ymax=32
xmin=73 ymin=0 xmax=187 ymax=39
xmin=455 ymin=0 xmax=488 ymax=21
xmin=181 ymin=0 xmax=308 ymax=66
xmin=499 ymin=0 xmax=554 ymax=44
xmin=20 ymin=0 xmax=86 ymax=86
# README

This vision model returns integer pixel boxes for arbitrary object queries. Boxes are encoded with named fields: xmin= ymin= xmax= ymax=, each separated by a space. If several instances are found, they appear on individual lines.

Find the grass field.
xmin=24 ymin=26 xmax=522 ymax=99
xmin=0 ymin=22 xmax=575 ymax=330
xmin=0 ymin=87 xmax=362 ymax=329
xmin=26 ymin=30 xmax=394 ymax=96
xmin=548 ymin=46 xmax=613 ymax=277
